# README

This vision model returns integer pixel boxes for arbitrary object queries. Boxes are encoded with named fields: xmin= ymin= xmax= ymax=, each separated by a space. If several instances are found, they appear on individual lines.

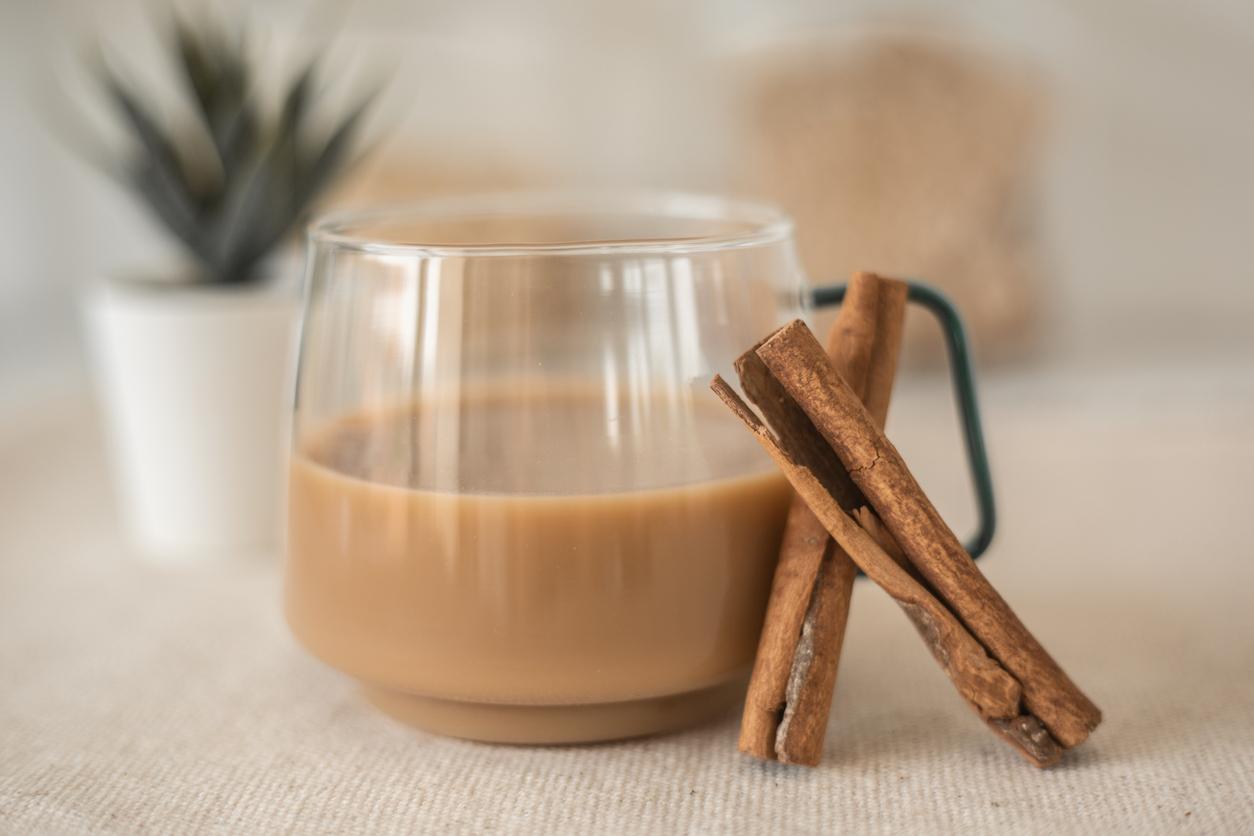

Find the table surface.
xmin=3 ymin=364 xmax=1253 ymax=835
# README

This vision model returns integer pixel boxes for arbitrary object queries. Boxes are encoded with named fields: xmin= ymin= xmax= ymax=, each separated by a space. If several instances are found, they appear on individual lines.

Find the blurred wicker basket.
xmin=736 ymin=31 xmax=1047 ymax=363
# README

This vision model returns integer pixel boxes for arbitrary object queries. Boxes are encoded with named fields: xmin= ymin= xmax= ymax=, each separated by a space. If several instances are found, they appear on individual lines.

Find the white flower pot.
xmin=85 ymin=278 xmax=299 ymax=562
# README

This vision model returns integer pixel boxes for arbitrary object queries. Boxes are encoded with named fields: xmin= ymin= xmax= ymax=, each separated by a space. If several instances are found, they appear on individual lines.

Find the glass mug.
xmin=285 ymin=191 xmax=994 ymax=744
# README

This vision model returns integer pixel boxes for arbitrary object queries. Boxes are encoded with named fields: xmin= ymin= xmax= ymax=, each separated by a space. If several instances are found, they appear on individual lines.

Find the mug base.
xmin=362 ymin=679 xmax=743 ymax=745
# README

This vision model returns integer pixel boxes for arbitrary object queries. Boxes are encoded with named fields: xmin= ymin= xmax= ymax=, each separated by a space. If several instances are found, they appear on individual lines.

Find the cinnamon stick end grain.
xmin=987 ymin=715 xmax=1065 ymax=769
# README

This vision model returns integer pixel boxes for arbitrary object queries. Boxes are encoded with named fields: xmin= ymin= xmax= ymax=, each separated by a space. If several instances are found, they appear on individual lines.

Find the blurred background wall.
xmin=3 ymin=0 xmax=1253 ymax=405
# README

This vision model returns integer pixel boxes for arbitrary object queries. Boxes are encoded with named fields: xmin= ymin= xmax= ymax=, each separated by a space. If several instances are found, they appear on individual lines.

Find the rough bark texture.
xmin=711 ymin=376 xmax=1045 ymax=763
xmin=737 ymin=274 xmax=907 ymax=766
xmin=773 ymin=540 xmax=857 ymax=764
xmin=753 ymin=320 xmax=1102 ymax=749
xmin=713 ymin=318 xmax=1101 ymax=767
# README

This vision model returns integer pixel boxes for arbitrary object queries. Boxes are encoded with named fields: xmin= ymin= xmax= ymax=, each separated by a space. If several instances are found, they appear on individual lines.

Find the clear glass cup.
xmin=286 ymin=192 xmax=808 ymax=743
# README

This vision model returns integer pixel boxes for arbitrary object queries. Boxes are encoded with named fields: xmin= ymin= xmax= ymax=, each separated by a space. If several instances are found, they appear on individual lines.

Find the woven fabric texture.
xmin=3 ymin=382 xmax=1252 ymax=834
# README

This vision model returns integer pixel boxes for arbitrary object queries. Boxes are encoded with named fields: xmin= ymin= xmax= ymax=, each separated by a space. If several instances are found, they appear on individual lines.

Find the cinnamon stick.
xmin=711 ymin=376 xmax=1059 ymax=767
xmin=738 ymin=273 xmax=908 ymax=766
xmin=753 ymin=320 xmax=1101 ymax=749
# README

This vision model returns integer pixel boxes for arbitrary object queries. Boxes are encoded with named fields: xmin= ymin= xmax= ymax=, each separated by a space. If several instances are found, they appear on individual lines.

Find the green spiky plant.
xmin=91 ymin=17 xmax=375 ymax=284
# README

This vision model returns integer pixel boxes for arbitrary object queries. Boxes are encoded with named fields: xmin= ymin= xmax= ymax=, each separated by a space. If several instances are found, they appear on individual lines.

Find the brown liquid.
xmin=285 ymin=386 xmax=790 ymax=742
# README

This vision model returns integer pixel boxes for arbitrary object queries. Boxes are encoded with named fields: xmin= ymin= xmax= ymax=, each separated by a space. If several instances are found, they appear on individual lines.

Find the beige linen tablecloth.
xmin=3 ymin=367 xmax=1253 ymax=834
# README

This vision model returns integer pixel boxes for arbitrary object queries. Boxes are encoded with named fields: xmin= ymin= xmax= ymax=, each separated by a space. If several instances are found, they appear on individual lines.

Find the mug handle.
xmin=810 ymin=281 xmax=996 ymax=559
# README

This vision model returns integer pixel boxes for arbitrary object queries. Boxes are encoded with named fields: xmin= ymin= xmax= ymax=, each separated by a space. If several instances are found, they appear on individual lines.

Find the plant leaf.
xmin=174 ymin=15 xmax=254 ymax=178
xmin=98 ymin=64 xmax=213 ymax=218
xmin=279 ymin=63 xmax=316 ymax=138
xmin=173 ymin=19 xmax=217 ymax=119
xmin=86 ymin=17 xmax=383 ymax=284
xmin=222 ymin=87 xmax=377 ymax=277
xmin=204 ymin=147 xmax=283 ymax=281
xmin=127 ymin=161 xmax=219 ymax=274
xmin=294 ymin=91 xmax=375 ymax=210
xmin=213 ymin=100 xmax=259 ymax=185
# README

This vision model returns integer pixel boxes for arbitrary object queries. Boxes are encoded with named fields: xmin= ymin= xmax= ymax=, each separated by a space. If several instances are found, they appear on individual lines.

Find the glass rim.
xmin=308 ymin=190 xmax=795 ymax=258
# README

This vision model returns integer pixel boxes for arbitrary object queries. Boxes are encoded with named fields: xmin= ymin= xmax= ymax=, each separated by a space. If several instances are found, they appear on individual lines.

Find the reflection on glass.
xmin=286 ymin=192 xmax=808 ymax=743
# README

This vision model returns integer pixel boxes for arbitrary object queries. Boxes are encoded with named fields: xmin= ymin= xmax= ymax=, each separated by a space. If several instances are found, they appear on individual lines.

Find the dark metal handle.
xmin=810 ymin=281 xmax=996 ymax=558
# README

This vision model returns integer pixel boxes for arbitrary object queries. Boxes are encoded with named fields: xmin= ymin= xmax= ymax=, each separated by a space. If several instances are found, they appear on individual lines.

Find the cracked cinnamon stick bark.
xmin=738 ymin=273 xmax=907 ymax=766
xmin=714 ymin=319 xmax=1101 ymax=766
xmin=711 ymin=375 xmax=1059 ymax=767
xmin=752 ymin=320 xmax=1102 ymax=750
